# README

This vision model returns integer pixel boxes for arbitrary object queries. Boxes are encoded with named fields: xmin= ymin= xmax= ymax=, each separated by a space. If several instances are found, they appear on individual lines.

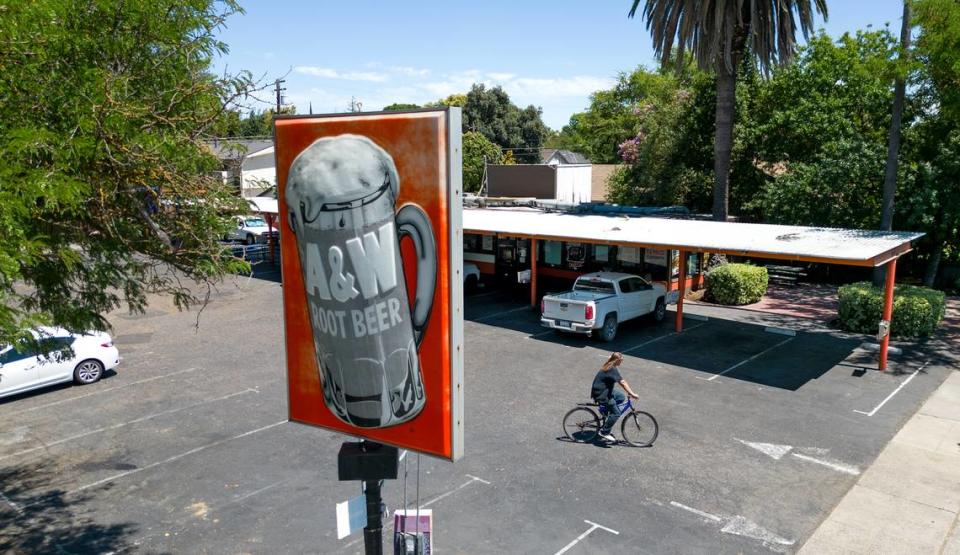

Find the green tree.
xmin=382 ymin=103 xmax=421 ymax=111
xmin=629 ymin=0 xmax=827 ymax=221
xmin=555 ymin=67 xmax=679 ymax=163
xmin=0 ymin=0 xmax=255 ymax=345
xmin=906 ymin=0 xmax=960 ymax=285
xmin=747 ymin=30 xmax=904 ymax=228
xmin=462 ymin=84 xmax=550 ymax=163
xmin=462 ymin=131 xmax=504 ymax=193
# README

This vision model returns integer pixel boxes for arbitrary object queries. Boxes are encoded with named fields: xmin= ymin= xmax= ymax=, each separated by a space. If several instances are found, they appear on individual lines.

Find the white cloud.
xmin=486 ymin=72 xmax=516 ymax=81
xmin=389 ymin=65 xmax=431 ymax=77
xmin=509 ymin=76 xmax=615 ymax=98
xmin=294 ymin=66 xmax=389 ymax=82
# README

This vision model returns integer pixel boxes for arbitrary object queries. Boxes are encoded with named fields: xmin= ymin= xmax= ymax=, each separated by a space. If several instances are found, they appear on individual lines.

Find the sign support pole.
xmin=338 ymin=441 xmax=399 ymax=554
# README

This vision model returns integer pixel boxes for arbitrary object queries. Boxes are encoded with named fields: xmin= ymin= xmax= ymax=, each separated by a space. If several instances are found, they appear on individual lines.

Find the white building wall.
xmin=554 ymin=165 xmax=592 ymax=204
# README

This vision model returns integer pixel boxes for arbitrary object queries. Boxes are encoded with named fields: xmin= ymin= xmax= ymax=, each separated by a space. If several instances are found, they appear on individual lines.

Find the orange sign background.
xmin=275 ymin=109 xmax=463 ymax=460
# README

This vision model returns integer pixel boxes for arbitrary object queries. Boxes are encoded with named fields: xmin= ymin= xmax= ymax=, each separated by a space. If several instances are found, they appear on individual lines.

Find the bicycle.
xmin=562 ymin=398 xmax=659 ymax=447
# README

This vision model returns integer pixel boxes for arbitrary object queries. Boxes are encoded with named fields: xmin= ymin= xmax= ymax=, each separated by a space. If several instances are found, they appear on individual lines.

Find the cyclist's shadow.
xmin=555 ymin=435 xmax=645 ymax=449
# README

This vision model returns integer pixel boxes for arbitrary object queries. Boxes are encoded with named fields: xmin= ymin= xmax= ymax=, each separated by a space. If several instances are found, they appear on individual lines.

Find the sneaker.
xmin=598 ymin=432 xmax=616 ymax=443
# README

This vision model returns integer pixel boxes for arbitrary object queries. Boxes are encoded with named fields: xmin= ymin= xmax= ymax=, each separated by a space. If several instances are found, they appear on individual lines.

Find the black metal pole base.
xmin=338 ymin=441 xmax=399 ymax=555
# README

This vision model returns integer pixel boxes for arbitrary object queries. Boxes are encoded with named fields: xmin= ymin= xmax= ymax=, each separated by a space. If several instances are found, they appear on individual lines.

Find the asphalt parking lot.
xmin=0 ymin=275 xmax=954 ymax=554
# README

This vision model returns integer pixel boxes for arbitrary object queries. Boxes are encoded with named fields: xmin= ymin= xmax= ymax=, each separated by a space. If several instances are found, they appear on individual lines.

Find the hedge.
xmin=705 ymin=263 xmax=769 ymax=305
xmin=838 ymin=282 xmax=946 ymax=338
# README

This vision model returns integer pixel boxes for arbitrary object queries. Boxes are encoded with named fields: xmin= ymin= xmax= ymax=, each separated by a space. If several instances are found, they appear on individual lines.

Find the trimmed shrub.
xmin=838 ymin=282 xmax=946 ymax=338
xmin=705 ymin=263 xmax=769 ymax=305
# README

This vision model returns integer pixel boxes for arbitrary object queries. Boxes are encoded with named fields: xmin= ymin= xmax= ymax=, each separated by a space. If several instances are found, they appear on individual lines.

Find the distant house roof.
xmin=205 ymin=138 xmax=273 ymax=160
xmin=542 ymin=149 xmax=590 ymax=165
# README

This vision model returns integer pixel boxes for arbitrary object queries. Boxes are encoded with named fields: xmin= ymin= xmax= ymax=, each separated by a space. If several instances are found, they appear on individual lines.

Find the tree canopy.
xmin=462 ymin=84 xmax=551 ymax=163
xmin=0 ymin=0 xmax=256 ymax=344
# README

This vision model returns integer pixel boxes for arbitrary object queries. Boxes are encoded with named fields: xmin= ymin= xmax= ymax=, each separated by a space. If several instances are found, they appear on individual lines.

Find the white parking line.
xmin=670 ymin=501 xmax=722 ymax=522
xmin=17 ymin=366 xmax=203 ymax=413
xmin=0 ymin=388 xmax=259 ymax=461
xmin=622 ymin=322 xmax=707 ymax=355
xmin=698 ymin=337 xmax=795 ymax=382
xmin=23 ymin=420 xmax=286 ymax=507
xmin=554 ymin=520 xmax=620 ymax=555
xmin=853 ymin=365 xmax=924 ymax=416
xmin=791 ymin=453 xmax=861 ymax=475
xmin=474 ymin=306 xmax=530 ymax=322
xmin=421 ymin=474 xmax=490 ymax=508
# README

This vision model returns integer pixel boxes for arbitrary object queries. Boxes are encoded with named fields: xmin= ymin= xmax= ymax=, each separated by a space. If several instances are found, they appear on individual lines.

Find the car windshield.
xmin=245 ymin=218 xmax=267 ymax=227
xmin=574 ymin=279 xmax=614 ymax=293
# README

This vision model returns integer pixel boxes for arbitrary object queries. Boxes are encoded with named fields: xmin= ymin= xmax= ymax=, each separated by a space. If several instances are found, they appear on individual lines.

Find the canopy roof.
xmin=463 ymin=208 xmax=923 ymax=267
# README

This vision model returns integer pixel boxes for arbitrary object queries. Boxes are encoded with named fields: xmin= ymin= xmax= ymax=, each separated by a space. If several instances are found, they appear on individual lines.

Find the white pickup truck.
xmin=540 ymin=272 xmax=677 ymax=341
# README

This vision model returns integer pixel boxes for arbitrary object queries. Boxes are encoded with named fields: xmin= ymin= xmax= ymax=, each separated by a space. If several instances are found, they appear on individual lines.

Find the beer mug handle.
xmin=396 ymin=204 xmax=437 ymax=347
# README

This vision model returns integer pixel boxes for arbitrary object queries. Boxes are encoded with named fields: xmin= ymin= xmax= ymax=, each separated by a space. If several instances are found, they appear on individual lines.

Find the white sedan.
xmin=0 ymin=327 xmax=120 ymax=400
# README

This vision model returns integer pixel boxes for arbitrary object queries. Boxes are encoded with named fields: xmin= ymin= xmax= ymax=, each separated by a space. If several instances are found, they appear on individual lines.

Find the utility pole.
xmin=274 ymin=78 xmax=286 ymax=113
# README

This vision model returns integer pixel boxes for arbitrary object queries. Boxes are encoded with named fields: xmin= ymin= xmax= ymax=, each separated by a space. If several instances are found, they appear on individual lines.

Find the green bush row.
xmin=838 ymin=282 xmax=946 ymax=338
xmin=705 ymin=263 xmax=769 ymax=305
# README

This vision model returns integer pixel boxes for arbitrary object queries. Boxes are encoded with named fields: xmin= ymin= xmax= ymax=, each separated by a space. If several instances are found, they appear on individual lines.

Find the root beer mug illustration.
xmin=285 ymin=135 xmax=436 ymax=428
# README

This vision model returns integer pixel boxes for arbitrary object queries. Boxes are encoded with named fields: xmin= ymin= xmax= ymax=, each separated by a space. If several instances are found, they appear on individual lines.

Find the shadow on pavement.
xmin=0 ymin=462 xmax=139 ymax=554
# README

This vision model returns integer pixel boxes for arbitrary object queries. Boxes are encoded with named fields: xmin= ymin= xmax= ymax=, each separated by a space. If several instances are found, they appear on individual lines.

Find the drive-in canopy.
xmin=463 ymin=207 xmax=924 ymax=371
xmin=462 ymin=208 xmax=923 ymax=268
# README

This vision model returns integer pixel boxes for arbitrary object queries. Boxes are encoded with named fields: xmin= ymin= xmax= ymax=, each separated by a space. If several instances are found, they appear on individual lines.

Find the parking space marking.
xmin=23 ymin=420 xmax=286 ymax=507
xmin=791 ymin=453 xmax=860 ymax=475
xmin=622 ymin=322 xmax=707 ymax=355
xmin=670 ymin=501 xmax=722 ymax=522
xmin=853 ymin=365 xmax=924 ymax=416
xmin=763 ymin=326 xmax=796 ymax=336
xmin=0 ymin=388 xmax=259 ymax=462
xmin=698 ymin=336 xmax=795 ymax=382
xmin=16 ymin=366 xmax=203 ymax=414
xmin=554 ymin=520 xmax=620 ymax=555
xmin=474 ymin=306 xmax=530 ymax=323
xmin=421 ymin=474 xmax=491 ymax=508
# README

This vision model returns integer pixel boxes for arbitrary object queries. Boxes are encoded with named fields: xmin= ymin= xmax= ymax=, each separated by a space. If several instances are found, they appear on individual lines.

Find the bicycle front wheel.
xmin=562 ymin=407 xmax=601 ymax=442
xmin=621 ymin=410 xmax=659 ymax=447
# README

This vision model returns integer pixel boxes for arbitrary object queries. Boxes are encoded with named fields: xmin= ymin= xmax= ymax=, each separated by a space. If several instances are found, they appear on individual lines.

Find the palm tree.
xmin=629 ymin=0 xmax=828 ymax=221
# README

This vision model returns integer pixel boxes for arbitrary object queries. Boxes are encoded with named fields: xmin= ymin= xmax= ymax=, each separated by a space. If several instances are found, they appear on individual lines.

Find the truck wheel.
xmin=652 ymin=298 xmax=666 ymax=323
xmin=246 ymin=234 xmax=256 ymax=245
xmin=599 ymin=314 xmax=618 ymax=342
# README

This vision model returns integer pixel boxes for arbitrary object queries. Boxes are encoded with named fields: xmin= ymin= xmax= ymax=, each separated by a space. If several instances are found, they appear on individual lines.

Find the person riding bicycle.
xmin=591 ymin=352 xmax=639 ymax=442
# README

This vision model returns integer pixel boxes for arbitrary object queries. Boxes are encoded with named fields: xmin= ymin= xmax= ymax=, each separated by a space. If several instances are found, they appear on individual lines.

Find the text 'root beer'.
xmin=285 ymin=134 xmax=437 ymax=429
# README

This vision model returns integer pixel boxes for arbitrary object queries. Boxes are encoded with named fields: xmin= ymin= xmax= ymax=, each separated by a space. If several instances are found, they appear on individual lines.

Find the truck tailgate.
xmin=542 ymin=297 xmax=590 ymax=323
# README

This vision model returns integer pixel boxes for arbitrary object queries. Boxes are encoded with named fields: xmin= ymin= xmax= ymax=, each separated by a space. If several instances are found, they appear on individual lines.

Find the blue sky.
xmin=213 ymin=1 xmax=908 ymax=130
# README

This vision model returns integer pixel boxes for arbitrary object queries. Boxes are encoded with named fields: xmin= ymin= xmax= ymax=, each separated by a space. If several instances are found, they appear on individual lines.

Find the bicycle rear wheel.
xmin=562 ymin=407 xmax=601 ymax=442
xmin=621 ymin=410 xmax=659 ymax=447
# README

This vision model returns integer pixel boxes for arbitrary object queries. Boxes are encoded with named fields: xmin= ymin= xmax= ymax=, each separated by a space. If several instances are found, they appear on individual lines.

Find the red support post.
xmin=676 ymin=250 xmax=686 ymax=333
xmin=530 ymin=238 xmax=538 ymax=307
xmin=879 ymin=258 xmax=897 ymax=371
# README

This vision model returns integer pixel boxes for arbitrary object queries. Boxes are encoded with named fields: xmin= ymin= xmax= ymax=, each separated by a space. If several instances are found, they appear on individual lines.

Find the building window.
xmin=594 ymin=245 xmax=609 ymax=262
xmin=543 ymin=241 xmax=562 ymax=265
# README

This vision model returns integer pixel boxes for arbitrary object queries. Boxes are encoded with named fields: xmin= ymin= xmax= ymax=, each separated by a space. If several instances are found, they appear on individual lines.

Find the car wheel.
xmin=465 ymin=275 xmax=478 ymax=291
xmin=246 ymin=234 xmax=257 ymax=245
xmin=653 ymin=298 xmax=666 ymax=323
xmin=599 ymin=314 xmax=618 ymax=342
xmin=73 ymin=359 xmax=104 ymax=385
